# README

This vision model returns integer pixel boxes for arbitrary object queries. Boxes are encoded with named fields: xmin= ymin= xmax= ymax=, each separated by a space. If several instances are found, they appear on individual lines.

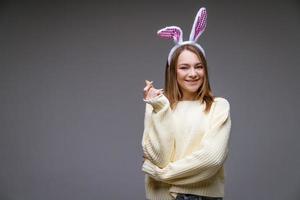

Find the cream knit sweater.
xmin=141 ymin=94 xmax=231 ymax=200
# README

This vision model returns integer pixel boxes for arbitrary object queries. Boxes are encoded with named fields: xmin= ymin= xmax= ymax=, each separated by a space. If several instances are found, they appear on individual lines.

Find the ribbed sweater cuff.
xmin=143 ymin=139 xmax=160 ymax=164
xmin=143 ymin=94 xmax=169 ymax=113
xmin=142 ymin=159 xmax=157 ymax=177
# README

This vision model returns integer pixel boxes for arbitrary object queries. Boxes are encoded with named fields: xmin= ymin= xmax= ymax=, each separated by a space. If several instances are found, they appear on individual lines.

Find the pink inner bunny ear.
xmin=157 ymin=26 xmax=183 ymax=44
xmin=189 ymin=7 xmax=207 ymax=41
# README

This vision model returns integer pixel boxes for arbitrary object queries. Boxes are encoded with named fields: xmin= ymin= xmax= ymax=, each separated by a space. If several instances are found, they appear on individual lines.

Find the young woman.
xmin=141 ymin=7 xmax=231 ymax=200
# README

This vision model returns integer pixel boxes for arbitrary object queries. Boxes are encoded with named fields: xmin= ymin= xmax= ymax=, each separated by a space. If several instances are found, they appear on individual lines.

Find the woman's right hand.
xmin=143 ymin=80 xmax=164 ymax=100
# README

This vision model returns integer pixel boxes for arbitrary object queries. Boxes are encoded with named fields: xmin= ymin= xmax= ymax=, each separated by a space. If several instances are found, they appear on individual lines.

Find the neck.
xmin=181 ymin=93 xmax=197 ymax=101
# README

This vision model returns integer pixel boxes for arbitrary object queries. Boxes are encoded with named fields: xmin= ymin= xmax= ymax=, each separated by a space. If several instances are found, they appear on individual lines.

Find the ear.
xmin=189 ymin=7 xmax=207 ymax=42
xmin=157 ymin=26 xmax=183 ymax=44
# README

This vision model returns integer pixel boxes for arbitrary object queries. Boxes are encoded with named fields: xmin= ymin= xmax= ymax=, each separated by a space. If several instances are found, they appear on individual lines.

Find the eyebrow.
xmin=177 ymin=62 xmax=203 ymax=66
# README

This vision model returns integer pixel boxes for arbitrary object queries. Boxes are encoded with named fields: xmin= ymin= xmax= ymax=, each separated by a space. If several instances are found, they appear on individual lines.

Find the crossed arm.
xmin=142 ymin=98 xmax=231 ymax=186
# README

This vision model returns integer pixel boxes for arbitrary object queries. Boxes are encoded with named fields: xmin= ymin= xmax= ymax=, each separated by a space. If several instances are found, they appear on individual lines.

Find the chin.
xmin=184 ymin=88 xmax=200 ymax=94
xmin=185 ymin=85 xmax=201 ymax=91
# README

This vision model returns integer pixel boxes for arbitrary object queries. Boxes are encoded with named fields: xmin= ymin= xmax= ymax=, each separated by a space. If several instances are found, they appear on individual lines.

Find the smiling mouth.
xmin=185 ymin=79 xmax=199 ymax=82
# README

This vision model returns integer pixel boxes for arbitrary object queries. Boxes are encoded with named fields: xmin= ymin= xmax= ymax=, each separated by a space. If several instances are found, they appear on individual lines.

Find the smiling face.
xmin=176 ymin=49 xmax=205 ymax=100
xmin=164 ymin=44 xmax=212 ymax=106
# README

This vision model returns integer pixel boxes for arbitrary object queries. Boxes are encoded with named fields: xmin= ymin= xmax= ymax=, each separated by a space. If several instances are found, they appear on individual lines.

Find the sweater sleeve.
xmin=141 ymin=94 xmax=176 ymax=169
xmin=142 ymin=98 xmax=231 ymax=185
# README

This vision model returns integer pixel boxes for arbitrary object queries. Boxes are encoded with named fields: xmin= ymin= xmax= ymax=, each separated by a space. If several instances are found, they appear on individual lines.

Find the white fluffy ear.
xmin=157 ymin=26 xmax=183 ymax=44
xmin=189 ymin=7 xmax=207 ymax=42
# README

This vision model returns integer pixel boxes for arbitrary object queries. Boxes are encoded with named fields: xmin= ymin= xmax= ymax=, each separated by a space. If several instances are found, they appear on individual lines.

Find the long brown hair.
xmin=164 ymin=44 xmax=214 ymax=113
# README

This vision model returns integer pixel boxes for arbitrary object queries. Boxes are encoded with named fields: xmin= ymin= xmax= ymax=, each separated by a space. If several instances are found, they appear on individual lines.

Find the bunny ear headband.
xmin=157 ymin=7 xmax=207 ymax=65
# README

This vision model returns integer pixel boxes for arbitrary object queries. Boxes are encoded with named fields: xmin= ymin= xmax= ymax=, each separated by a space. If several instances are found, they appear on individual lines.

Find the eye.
xmin=179 ymin=66 xmax=188 ymax=70
xmin=195 ymin=65 xmax=204 ymax=69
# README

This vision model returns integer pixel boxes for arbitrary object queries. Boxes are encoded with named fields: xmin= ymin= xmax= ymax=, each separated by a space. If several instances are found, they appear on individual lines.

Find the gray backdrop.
xmin=1 ymin=1 xmax=299 ymax=199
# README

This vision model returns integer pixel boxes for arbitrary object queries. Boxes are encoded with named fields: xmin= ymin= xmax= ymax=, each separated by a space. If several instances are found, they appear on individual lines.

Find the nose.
xmin=188 ymin=68 xmax=197 ymax=78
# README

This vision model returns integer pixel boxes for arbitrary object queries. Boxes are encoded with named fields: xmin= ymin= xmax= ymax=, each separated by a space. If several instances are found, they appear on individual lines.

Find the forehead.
xmin=177 ymin=50 xmax=202 ymax=65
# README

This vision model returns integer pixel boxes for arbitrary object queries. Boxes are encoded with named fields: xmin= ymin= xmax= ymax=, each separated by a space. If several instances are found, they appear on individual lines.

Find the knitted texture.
xmin=141 ymin=95 xmax=231 ymax=199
